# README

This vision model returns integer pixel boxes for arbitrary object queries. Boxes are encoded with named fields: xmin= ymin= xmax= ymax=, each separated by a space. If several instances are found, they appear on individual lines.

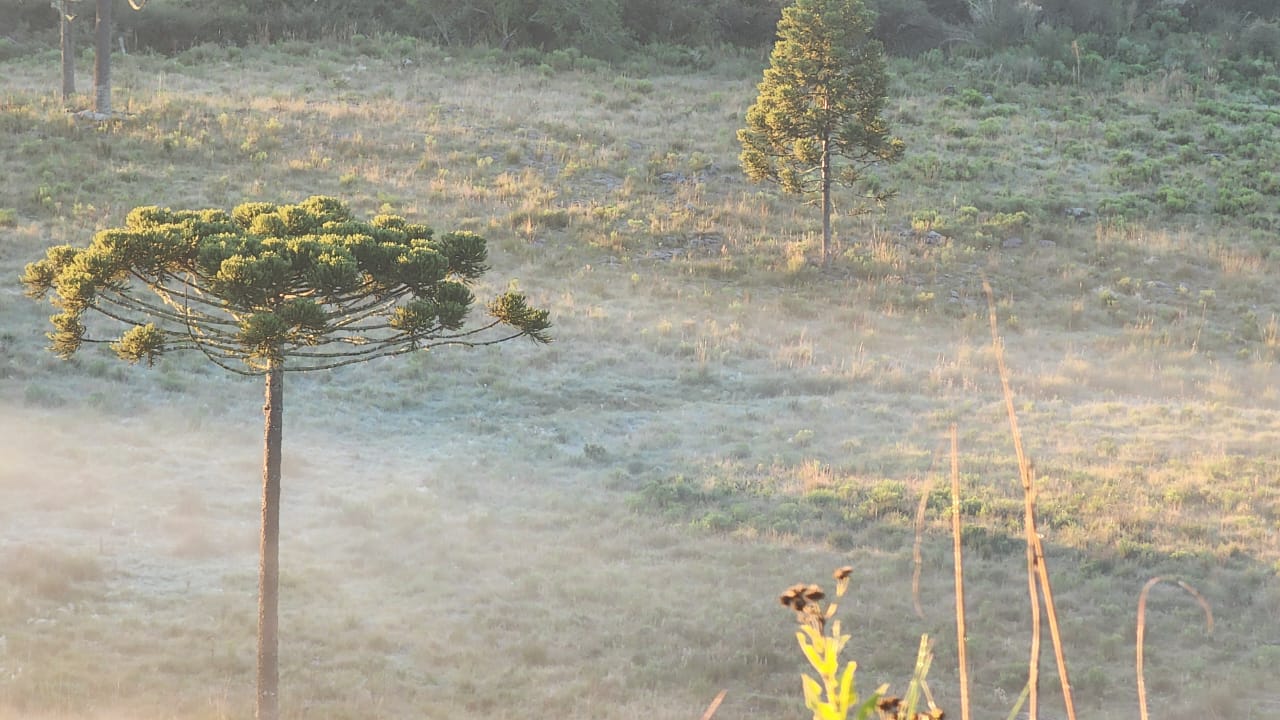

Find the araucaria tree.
xmin=21 ymin=196 xmax=551 ymax=720
xmin=738 ymin=0 xmax=905 ymax=263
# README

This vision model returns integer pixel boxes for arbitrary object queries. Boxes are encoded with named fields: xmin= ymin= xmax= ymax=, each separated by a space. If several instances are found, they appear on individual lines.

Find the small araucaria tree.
xmin=21 ymin=196 xmax=551 ymax=720
xmin=738 ymin=0 xmax=905 ymax=264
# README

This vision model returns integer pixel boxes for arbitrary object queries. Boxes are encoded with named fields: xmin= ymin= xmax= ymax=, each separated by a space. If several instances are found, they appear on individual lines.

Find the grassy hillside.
xmin=1 ymin=38 xmax=1279 ymax=719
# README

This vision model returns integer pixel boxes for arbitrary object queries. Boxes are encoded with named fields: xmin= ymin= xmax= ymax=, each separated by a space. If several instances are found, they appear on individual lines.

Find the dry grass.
xmin=0 ymin=39 xmax=1278 ymax=719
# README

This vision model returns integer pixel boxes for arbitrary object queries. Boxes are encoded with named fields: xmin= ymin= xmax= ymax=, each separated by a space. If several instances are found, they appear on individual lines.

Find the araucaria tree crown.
xmin=739 ymin=0 xmax=905 ymax=262
xmin=21 ymin=195 xmax=551 ymax=371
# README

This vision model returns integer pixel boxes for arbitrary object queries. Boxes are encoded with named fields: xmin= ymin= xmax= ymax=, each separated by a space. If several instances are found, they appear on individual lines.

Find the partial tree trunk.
xmin=820 ymin=137 xmax=832 ymax=264
xmin=60 ymin=3 xmax=76 ymax=107
xmin=257 ymin=363 xmax=283 ymax=720
xmin=93 ymin=0 xmax=111 ymax=116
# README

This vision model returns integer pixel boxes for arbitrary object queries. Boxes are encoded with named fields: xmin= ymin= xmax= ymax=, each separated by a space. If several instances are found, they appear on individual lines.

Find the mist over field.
xmin=3 ymin=1 xmax=1280 ymax=718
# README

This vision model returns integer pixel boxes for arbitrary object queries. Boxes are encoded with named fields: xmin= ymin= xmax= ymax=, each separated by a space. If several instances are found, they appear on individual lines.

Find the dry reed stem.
xmin=1024 ymin=541 xmax=1041 ymax=720
xmin=913 ymin=484 xmax=929 ymax=620
xmin=1136 ymin=577 xmax=1213 ymax=720
xmin=983 ymin=279 xmax=1077 ymax=720
xmin=950 ymin=424 xmax=971 ymax=720
xmin=699 ymin=689 xmax=727 ymax=720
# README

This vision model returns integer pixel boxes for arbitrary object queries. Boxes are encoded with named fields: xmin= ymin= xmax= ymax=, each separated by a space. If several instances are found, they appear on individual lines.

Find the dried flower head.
xmin=833 ymin=565 xmax=854 ymax=598
xmin=876 ymin=696 xmax=902 ymax=718
xmin=779 ymin=583 xmax=810 ymax=608
xmin=803 ymin=584 xmax=825 ymax=601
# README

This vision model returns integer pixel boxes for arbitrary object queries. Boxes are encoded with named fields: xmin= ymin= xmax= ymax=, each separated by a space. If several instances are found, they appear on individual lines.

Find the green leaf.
xmin=231 ymin=201 xmax=278 ymax=228
xmin=396 ymin=247 xmax=447 ymax=290
xmin=389 ymin=299 xmax=438 ymax=334
xmin=277 ymin=298 xmax=327 ymax=335
xmin=237 ymin=312 xmax=289 ymax=362
xmin=433 ymin=281 xmax=474 ymax=330
xmin=852 ymin=691 xmax=883 ymax=720
xmin=297 ymin=195 xmax=352 ymax=225
xmin=437 ymin=231 xmax=489 ymax=279
xmin=20 ymin=258 xmax=58 ymax=299
xmin=47 ymin=311 xmax=85 ymax=359
xmin=112 ymin=323 xmax=166 ymax=365
xmin=306 ymin=250 xmax=361 ymax=296
xmin=488 ymin=292 xmax=552 ymax=343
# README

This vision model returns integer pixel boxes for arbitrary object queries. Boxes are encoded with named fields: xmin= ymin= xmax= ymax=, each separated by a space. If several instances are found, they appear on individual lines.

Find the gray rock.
xmin=1002 ymin=237 xmax=1024 ymax=248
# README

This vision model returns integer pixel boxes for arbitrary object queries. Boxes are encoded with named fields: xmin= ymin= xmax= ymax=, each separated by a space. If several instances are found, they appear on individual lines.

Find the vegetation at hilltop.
xmin=2 ymin=0 xmax=1280 ymax=70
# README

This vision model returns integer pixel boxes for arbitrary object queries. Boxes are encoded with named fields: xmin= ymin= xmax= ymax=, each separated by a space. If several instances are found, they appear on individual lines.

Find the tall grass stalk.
xmin=1135 ymin=577 xmax=1213 ymax=720
xmin=949 ymin=424 xmax=971 ymax=720
xmin=984 ymin=279 xmax=1078 ymax=720
xmin=699 ymin=689 xmax=727 ymax=720
xmin=912 ymin=485 xmax=930 ymax=620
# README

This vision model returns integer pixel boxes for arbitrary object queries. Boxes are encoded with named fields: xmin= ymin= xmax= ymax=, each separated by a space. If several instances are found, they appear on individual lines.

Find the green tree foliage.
xmin=739 ymin=0 xmax=904 ymax=263
xmin=22 ymin=195 xmax=550 ymax=368
xmin=21 ymin=196 xmax=550 ymax=720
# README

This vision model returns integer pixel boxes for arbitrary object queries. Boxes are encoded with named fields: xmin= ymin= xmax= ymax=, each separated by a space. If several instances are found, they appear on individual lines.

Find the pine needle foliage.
xmin=739 ymin=0 xmax=905 ymax=262
xmin=21 ymin=195 xmax=551 ymax=373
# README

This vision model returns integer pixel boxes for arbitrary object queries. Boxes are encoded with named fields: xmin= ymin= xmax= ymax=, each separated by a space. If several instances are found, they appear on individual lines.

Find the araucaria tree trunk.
xmin=60 ymin=4 xmax=75 ymax=106
xmin=257 ymin=363 xmax=283 ymax=720
xmin=93 ymin=0 xmax=111 ymax=115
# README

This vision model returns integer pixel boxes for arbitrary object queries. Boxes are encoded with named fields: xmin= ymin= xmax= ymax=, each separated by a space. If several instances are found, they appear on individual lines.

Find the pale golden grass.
xmin=0 ymin=42 xmax=1278 ymax=719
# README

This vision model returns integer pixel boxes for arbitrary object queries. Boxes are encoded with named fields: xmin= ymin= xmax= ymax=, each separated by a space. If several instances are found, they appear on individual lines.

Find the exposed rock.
xmin=924 ymin=230 xmax=946 ymax=245
xmin=73 ymin=110 xmax=111 ymax=122
xmin=1039 ymin=239 xmax=1057 ymax=248
xmin=1002 ymin=236 xmax=1024 ymax=248
xmin=1064 ymin=207 xmax=1091 ymax=219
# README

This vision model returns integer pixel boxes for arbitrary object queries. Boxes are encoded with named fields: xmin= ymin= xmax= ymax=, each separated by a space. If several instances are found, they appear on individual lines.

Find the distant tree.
xmin=738 ymin=0 xmax=904 ymax=263
xmin=91 ymin=0 xmax=146 ymax=116
xmin=56 ymin=0 xmax=79 ymax=106
xmin=21 ymin=196 xmax=551 ymax=720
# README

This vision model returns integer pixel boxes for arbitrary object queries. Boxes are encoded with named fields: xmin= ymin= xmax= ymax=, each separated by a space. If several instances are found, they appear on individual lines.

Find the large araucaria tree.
xmin=738 ymin=0 xmax=905 ymax=263
xmin=21 ymin=196 xmax=551 ymax=720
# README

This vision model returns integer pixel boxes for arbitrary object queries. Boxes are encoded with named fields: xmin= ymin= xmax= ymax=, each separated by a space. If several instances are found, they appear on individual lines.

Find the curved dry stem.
xmin=1136 ymin=576 xmax=1214 ymax=720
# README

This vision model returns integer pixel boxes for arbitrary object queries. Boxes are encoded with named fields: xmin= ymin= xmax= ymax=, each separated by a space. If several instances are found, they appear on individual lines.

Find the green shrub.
xmin=1237 ymin=19 xmax=1280 ymax=61
xmin=0 ymin=36 xmax=29 ymax=62
xmin=1214 ymin=184 xmax=1265 ymax=216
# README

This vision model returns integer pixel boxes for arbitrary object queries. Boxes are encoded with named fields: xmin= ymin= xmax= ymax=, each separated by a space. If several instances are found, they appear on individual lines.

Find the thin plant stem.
xmin=1136 ymin=577 xmax=1213 ymax=720
xmin=949 ymin=424 xmax=971 ymax=720
xmin=699 ymin=689 xmax=727 ymax=720
xmin=913 ymin=483 xmax=929 ymax=620
xmin=984 ymin=278 xmax=1077 ymax=720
